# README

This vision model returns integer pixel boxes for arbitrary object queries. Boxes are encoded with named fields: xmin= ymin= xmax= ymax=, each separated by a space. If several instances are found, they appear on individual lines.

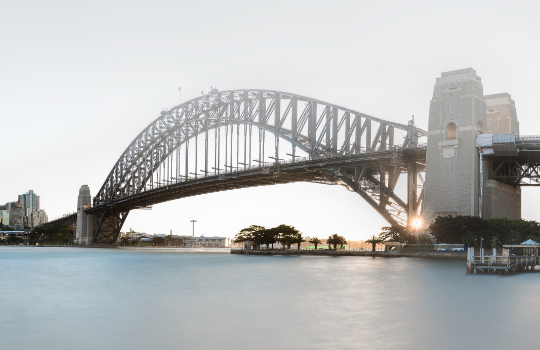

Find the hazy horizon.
xmin=2 ymin=0 xmax=540 ymax=240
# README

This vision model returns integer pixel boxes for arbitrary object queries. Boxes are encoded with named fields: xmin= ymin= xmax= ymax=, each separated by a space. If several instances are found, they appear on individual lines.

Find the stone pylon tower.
xmin=423 ymin=68 xmax=487 ymax=220
xmin=75 ymin=185 xmax=94 ymax=245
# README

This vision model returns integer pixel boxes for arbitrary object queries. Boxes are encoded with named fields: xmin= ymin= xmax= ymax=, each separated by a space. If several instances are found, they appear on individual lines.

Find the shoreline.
xmin=231 ymin=249 xmax=467 ymax=259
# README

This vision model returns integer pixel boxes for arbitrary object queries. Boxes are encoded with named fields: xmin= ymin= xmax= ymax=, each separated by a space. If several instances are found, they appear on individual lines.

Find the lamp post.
xmin=190 ymin=219 xmax=197 ymax=237
xmin=480 ymin=237 xmax=484 ymax=256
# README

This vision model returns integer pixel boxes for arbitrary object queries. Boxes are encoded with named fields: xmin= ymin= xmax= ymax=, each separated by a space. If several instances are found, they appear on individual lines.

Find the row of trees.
xmin=234 ymin=225 xmax=348 ymax=250
xmin=0 ymin=224 xmax=74 ymax=245
xmin=359 ymin=215 xmax=538 ymax=253
xmin=362 ymin=226 xmax=432 ymax=252
xmin=119 ymin=235 xmax=185 ymax=246
xmin=234 ymin=225 xmax=304 ymax=249
xmin=429 ymin=216 xmax=540 ymax=249
xmin=28 ymin=224 xmax=73 ymax=244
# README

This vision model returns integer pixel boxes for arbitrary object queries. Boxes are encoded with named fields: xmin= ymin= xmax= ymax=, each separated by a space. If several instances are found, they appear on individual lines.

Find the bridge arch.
xmin=86 ymin=89 xmax=426 ymax=244
xmin=94 ymin=89 xmax=425 ymax=207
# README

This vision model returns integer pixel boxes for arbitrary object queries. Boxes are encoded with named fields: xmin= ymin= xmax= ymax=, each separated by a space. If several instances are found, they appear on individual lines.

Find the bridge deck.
xmin=88 ymin=147 xmax=426 ymax=213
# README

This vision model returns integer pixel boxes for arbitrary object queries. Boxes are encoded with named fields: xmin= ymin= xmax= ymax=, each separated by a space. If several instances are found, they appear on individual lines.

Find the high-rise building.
xmin=18 ymin=190 xmax=40 ymax=216
xmin=0 ymin=190 xmax=48 ymax=229
xmin=0 ymin=210 xmax=9 ymax=227
xmin=8 ymin=206 xmax=24 ymax=230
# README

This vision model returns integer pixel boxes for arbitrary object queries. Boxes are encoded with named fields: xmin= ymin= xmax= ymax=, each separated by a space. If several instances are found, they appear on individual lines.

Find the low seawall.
xmin=231 ymin=249 xmax=466 ymax=259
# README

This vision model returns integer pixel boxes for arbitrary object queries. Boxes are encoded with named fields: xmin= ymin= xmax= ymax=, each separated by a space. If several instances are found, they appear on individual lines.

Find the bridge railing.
xmin=517 ymin=135 xmax=540 ymax=142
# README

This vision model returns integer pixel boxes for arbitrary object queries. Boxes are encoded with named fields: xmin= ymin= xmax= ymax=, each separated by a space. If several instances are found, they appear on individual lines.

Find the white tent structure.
xmin=520 ymin=239 xmax=539 ymax=245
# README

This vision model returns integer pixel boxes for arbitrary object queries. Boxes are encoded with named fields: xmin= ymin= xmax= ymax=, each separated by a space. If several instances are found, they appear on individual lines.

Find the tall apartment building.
xmin=18 ymin=190 xmax=40 ymax=216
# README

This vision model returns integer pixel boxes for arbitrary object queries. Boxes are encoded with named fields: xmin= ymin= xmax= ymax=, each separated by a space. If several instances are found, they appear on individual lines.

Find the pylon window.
xmin=447 ymin=122 xmax=457 ymax=139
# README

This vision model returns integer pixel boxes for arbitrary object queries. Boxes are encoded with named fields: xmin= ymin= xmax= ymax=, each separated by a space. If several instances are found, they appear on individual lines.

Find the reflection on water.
xmin=1 ymin=247 xmax=539 ymax=350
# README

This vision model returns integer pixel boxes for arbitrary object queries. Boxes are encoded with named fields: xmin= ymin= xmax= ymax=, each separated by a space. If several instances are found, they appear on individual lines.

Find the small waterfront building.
xmin=180 ymin=235 xmax=197 ymax=247
xmin=195 ymin=236 xmax=233 ymax=248
xmin=502 ymin=239 xmax=540 ymax=256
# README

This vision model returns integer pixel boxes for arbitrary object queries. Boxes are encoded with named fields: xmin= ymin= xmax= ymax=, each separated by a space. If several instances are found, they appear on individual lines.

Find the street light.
xmin=190 ymin=219 xmax=197 ymax=237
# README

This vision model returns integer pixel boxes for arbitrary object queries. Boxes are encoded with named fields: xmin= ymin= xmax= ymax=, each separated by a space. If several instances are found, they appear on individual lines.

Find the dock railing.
xmin=470 ymin=255 xmax=536 ymax=273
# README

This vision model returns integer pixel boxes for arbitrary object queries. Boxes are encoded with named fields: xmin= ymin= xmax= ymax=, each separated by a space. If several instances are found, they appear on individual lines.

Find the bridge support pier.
xmin=406 ymin=161 xmax=418 ymax=232
xmin=75 ymin=185 xmax=95 ymax=246
xmin=92 ymin=209 xmax=129 ymax=245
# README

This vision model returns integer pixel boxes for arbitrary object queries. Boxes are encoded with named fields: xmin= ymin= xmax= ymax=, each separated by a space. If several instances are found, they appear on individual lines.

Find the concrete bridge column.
xmin=75 ymin=185 xmax=94 ymax=245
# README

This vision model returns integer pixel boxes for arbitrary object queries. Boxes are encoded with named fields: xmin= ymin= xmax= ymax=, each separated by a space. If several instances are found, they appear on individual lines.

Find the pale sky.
xmin=2 ymin=0 xmax=540 ymax=241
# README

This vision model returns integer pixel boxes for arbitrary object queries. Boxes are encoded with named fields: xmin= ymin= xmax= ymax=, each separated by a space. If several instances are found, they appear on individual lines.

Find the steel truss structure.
xmin=487 ymin=136 xmax=540 ymax=186
xmin=85 ymin=90 xmax=426 ymax=243
xmin=491 ymin=158 xmax=540 ymax=186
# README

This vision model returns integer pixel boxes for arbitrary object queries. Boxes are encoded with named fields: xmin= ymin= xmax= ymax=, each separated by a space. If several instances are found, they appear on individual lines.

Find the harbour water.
xmin=1 ymin=247 xmax=539 ymax=349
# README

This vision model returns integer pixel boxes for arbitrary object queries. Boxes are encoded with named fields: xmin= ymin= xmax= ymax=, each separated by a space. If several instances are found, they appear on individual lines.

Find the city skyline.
xmin=0 ymin=189 xmax=48 ymax=229
xmin=3 ymin=0 xmax=540 ymax=240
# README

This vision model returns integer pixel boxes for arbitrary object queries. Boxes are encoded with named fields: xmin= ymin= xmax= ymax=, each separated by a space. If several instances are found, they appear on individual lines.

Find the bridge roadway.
xmin=88 ymin=145 xmax=427 ymax=224
xmin=482 ymin=135 xmax=540 ymax=186
xmin=46 ymin=145 xmax=426 ymax=241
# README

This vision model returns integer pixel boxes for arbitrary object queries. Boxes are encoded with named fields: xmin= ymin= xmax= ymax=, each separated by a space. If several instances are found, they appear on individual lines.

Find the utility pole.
xmin=190 ymin=219 xmax=197 ymax=237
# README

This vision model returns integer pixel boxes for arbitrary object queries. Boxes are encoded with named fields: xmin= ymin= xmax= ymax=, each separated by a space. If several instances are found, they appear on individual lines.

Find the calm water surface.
xmin=1 ymin=247 xmax=539 ymax=350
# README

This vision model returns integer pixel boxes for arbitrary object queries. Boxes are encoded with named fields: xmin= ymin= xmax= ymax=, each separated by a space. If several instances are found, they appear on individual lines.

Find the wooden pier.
xmin=468 ymin=255 xmax=538 ymax=274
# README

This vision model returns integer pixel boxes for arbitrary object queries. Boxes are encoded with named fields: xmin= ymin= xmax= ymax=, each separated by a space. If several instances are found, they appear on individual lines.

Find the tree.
xmin=165 ymin=235 xmax=184 ymax=247
xmin=29 ymin=224 xmax=73 ymax=244
xmin=365 ymin=235 xmax=383 ymax=252
xmin=294 ymin=232 xmax=305 ymax=250
xmin=379 ymin=226 xmax=408 ymax=243
xmin=234 ymin=225 xmax=266 ymax=244
xmin=120 ymin=236 xmax=130 ymax=246
xmin=309 ymin=237 xmax=322 ymax=249
xmin=256 ymin=228 xmax=278 ymax=249
xmin=274 ymin=225 xmax=300 ymax=249
xmin=429 ymin=215 xmax=485 ymax=244
xmin=462 ymin=231 xmax=477 ymax=248
xmin=6 ymin=236 xmax=23 ymax=245
xmin=152 ymin=236 xmax=165 ymax=246
xmin=340 ymin=237 xmax=348 ymax=249
xmin=489 ymin=236 xmax=501 ymax=251
xmin=327 ymin=234 xmax=347 ymax=250
xmin=428 ymin=215 xmax=540 ymax=246
xmin=506 ymin=229 xmax=521 ymax=245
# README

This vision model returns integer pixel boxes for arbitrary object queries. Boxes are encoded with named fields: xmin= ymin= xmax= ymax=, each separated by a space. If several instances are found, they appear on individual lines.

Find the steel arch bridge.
xmin=76 ymin=89 xmax=427 ymax=244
